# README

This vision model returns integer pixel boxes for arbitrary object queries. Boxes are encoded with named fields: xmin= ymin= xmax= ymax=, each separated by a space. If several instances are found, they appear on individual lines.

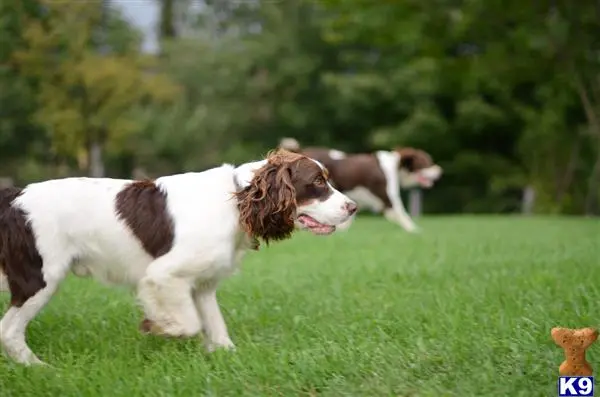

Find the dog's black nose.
xmin=345 ymin=201 xmax=358 ymax=215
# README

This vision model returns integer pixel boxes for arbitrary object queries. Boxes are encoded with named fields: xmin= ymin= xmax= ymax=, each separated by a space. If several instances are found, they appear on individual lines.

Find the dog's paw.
xmin=205 ymin=338 xmax=236 ymax=353
xmin=407 ymin=226 xmax=421 ymax=233
xmin=139 ymin=318 xmax=198 ymax=338
xmin=139 ymin=318 xmax=164 ymax=335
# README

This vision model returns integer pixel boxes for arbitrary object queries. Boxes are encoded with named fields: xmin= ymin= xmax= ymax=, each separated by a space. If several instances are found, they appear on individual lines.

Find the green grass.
xmin=1 ymin=216 xmax=599 ymax=396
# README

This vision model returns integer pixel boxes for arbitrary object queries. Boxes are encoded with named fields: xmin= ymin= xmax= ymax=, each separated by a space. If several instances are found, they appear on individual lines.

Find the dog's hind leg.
xmin=0 ymin=251 xmax=72 ymax=366
xmin=373 ymin=151 xmax=420 ymax=233
xmin=0 ymin=188 xmax=72 ymax=365
xmin=0 ymin=279 xmax=62 ymax=366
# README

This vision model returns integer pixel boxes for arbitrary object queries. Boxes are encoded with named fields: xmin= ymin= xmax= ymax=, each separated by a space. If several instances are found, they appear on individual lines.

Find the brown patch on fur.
xmin=234 ymin=149 xmax=332 ymax=244
xmin=0 ymin=187 xmax=46 ymax=307
xmin=115 ymin=180 xmax=175 ymax=258
xmin=395 ymin=147 xmax=434 ymax=172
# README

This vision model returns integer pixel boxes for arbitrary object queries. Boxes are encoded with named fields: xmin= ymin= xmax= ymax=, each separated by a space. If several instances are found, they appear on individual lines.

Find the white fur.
xmin=336 ymin=187 xmax=382 ymax=231
xmin=398 ymin=165 xmax=442 ymax=189
xmin=328 ymin=149 xmax=347 ymax=160
xmin=373 ymin=151 xmax=419 ymax=232
xmin=0 ymin=160 xmax=355 ymax=365
xmin=344 ymin=186 xmax=385 ymax=213
xmin=279 ymin=137 xmax=301 ymax=152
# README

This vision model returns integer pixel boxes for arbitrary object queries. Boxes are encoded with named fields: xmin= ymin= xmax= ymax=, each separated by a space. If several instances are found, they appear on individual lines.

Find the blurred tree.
xmin=3 ymin=0 xmax=596 ymax=214
xmin=137 ymin=1 xmax=330 ymax=173
xmin=452 ymin=0 xmax=600 ymax=214
xmin=0 ymin=0 xmax=49 ymax=181
xmin=313 ymin=0 xmax=599 ymax=214
xmin=12 ymin=0 xmax=180 ymax=177
xmin=158 ymin=0 xmax=177 ymax=40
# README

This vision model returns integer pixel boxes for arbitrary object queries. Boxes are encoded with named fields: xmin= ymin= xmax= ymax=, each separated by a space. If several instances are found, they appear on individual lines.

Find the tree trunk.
xmin=575 ymin=77 xmax=600 ymax=215
xmin=88 ymin=140 xmax=105 ymax=178
xmin=132 ymin=166 xmax=150 ymax=180
xmin=0 ymin=177 xmax=14 ymax=189
xmin=522 ymin=185 xmax=536 ymax=215
xmin=555 ymin=137 xmax=580 ymax=205
xmin=584 ymin=155 xmax=600 ymax=215
xmin=409 ymin=189 xmax=422 ymax=218
xmin=159 ymin=0 xmax=177 ymax=40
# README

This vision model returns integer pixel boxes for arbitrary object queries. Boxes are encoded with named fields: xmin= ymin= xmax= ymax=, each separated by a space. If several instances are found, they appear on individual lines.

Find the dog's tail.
xmin=0 ymin=187 xmax=23 ymax=291
xmin=0 ymin=187 xmax=46 ymax=304
xmin=0 ymin=189 xmax=8 ymax=290
xmin=278 ymin=137 xmax=302 ymax=153
xmin=0 ymin=187 xmax=23 ymax=235
xmin=0 ymin=187 xmax=23 ymax=221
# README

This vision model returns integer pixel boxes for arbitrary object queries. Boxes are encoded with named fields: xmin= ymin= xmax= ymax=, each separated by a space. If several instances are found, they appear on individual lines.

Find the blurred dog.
xmin=279 ymin=138 xmax=442 ymax=232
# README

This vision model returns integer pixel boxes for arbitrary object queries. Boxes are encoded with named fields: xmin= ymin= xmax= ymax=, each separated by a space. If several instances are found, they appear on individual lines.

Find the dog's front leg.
xmin=384 ymin=207 xmax=419 ymax=233
xmin=194 ymin=282 xmax=235 ymax=352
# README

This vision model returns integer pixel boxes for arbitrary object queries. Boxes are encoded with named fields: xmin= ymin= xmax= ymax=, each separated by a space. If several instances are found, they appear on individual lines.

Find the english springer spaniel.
xmin=279 ymin=138 xmax=442 ymax=232
xmin=0 ymin=149 xmax=357 ymax=365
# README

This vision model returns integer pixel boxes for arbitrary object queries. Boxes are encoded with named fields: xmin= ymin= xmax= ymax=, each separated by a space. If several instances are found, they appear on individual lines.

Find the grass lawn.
xmin=0 ymin=216 xmax=598 ymax=396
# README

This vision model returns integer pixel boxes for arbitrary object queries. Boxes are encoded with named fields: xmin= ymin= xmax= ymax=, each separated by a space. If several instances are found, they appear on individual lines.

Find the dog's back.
xmin=278 ymin=138 xmax=345 ymax=172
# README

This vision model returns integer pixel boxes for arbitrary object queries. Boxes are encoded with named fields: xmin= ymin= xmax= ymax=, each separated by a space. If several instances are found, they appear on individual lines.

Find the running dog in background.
xmin=279 ymin=138 xmax=443 ymax=232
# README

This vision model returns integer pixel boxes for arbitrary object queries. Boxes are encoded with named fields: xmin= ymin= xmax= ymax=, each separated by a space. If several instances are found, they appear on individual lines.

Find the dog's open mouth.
xmin=297 ymin=214 xmax=336 ymax=235
xmin=416 ymin=174 xmax=434 ymax=188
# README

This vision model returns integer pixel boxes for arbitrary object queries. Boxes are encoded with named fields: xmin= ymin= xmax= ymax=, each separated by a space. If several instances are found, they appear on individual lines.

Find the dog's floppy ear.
xmin=396 ymin=147 xmax=432 ymax=172
xmin=396 ymin=148 xmax=416 ymax=171
xmin=234 ymin=150 xmax=300 ymax=244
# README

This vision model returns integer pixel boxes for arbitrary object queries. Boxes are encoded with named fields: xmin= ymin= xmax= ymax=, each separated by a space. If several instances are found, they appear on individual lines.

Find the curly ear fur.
xmin=235 ymin=149 xmax=303 ymax=244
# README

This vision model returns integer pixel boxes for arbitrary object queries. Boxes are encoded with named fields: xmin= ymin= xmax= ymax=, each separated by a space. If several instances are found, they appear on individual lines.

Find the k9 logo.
xmin=558 ymin=377 xmax=594 ymax=397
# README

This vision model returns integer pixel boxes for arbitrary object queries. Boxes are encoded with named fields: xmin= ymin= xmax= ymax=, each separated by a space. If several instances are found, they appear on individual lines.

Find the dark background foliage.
xmin=1 ymin=0 xmax=598 ymax=215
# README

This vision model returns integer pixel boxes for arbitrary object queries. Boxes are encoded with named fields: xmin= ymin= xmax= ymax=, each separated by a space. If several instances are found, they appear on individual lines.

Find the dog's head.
xmin=395 ymin=147 xmax=443 ymax=189
xmin=234 ymin=149 xmax=357 ymax=244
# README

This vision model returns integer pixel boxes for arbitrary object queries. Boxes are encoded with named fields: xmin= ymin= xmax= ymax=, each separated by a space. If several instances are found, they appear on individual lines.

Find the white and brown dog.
xmin=279 ymin=138 xmax=442 ymax=232
xmin=0 ymin=149 xmax=357 ymax=365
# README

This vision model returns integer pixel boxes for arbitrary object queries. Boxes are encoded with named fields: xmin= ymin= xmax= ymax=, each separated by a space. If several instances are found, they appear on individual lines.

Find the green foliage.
xmin=0 ymin=0 xmax=47 ymax=175
xmin=1 ymin=0 xmax=598 ymax=213
xmin=5 ymin=0 xmax=179 ymax=178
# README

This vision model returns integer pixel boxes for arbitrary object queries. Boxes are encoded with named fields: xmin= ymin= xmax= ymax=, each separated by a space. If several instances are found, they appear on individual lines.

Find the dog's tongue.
xmin=298 ymin=214 xmax=321 ymax=227
xmin=298 ymin=215 xmax=336 ymax=235
xmin=417 ymin=174 xmax=433 ymax=187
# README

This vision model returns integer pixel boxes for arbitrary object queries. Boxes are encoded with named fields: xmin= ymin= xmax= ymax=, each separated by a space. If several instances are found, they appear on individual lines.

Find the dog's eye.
xmin=314 ymin=176 xmax=326 ymax=186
